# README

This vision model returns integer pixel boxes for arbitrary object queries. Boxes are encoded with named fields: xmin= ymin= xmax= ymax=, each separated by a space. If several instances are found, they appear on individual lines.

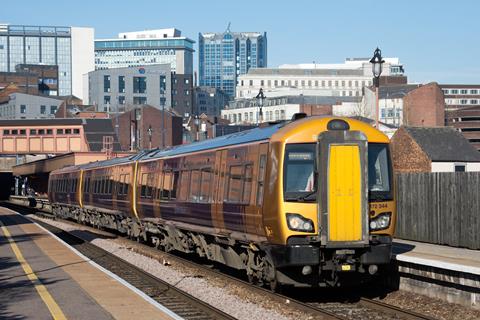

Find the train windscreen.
xmin=368 ymin=143 xmax=393 ymax=201
xmin=283 ymin=144 xmax=317 ymax=202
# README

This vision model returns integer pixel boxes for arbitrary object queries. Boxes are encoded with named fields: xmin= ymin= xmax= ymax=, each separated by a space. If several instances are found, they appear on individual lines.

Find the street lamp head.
xmin=369 ymin=47 xmax=385 ymax=79
xmin=255 ymin=88 xmax=265 ymax=107
xmin=147 ymin=125 xmax=152 ymax=136
xmin=194 ymin=115 xmax=200 ymax=126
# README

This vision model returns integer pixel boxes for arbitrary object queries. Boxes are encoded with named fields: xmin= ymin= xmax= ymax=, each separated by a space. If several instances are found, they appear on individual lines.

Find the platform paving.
xmin=0 ymin=207 xmax=176 ymax=320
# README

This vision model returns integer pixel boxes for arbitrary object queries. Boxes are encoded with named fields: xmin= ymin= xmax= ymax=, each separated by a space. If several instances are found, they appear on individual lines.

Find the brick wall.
xmin=403 ymin=83 xmax=445 ymax=127
xmin=115 ymin=105 xmax=182 ymax=151
xmin=390 ymin=126 xmax=431 ymax=172
xmin=299 ymin=104 xmax=333 ymax=116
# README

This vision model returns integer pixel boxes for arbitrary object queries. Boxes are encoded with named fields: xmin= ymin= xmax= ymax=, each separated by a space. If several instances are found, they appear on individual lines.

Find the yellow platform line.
xmin=0 ymin=221 xmax=67 ymax=320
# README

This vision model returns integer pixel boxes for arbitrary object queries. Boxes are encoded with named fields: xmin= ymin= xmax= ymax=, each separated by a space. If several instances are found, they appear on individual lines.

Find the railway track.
xmin=5 ymin=201 xmax=436 ymax=320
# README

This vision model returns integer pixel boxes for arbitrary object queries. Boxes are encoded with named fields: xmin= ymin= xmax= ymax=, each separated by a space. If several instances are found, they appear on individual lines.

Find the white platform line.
xmin=5 ymin=208 xmax=184 ymax=320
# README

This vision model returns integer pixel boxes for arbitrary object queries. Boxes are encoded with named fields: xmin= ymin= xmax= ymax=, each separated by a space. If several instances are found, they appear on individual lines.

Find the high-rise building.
xmin=0 ymin=24 xmax=94 ymax=99
xmin=198 ymin=27 xmax=267 ymax=97
xmin=94 ymin=28 xmax=194 ymax=75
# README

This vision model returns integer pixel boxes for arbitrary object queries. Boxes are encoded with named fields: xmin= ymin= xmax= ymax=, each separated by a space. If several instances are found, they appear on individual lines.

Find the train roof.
xmin=52 ymin=116 xmax=389 ymax=173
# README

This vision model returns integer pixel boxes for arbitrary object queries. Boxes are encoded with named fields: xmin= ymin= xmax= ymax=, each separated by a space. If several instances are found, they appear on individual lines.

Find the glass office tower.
xmin=199 ymin=29 xmax=267 ymax=97
xmin=0 ymin=24 xmax=94 ymax=98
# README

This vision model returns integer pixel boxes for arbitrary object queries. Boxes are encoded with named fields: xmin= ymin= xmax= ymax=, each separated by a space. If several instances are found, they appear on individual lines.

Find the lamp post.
xmin=256 ymin=88 xmax=265 ymax=124
xmin=370 ymin=47 xmax=385 ymax=128
xmin=194 ymin=115 xmax=200 ymax=142
xmin=147 ymin=125 xmax=152 ymax=150
xmin=160 ymin=93 xmax=166 ymax=149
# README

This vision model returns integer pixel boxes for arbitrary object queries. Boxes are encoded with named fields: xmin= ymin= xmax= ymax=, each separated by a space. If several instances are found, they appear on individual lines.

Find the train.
xmin=48 ymin=115 xmax=396 ymax=289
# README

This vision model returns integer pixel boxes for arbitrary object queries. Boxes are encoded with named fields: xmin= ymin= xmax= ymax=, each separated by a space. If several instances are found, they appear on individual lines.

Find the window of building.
xmin=38 ymin=129 xmax=45 ymax=135
xmin=3 ymin=130 xmax=9 ymax=135
xmin=281 ymin=80 xmax=285 ymax=86
xmin=57 ymin=129 xmax=63 ymax=134
xmin=455 ymin=164 xmax=466 ymax=172
xmin=460 ymin=99 xmax=468 ymax=104
xmin=274 ymin=80 xmax=278 ymax=87
xmin=471 ymin=89 xmax=478 ymax=94
xmin=104 ymin=75 xmax=111 ymax=93
xmin=260 ymin=80 xmax=264 ymax=86
xmin=118 ymin=76 xmax=125 ymax=93
xmin=20 ymin=129 xmax=26 ymax=135
xmin=471 ymin=100 xmax=478 ymax=105
xmin=460 ymin=89 xmax=468 ymax=94
xmin=341 ymin=80 xmax=345 ymax=87
xmin=301 ymin=80 xmax=305 ymax=87
xmin=65 ymin=129 xmax=72 ymax=134
xmin=20 ymin=105 xmax=26 ymax=114
xmin=73 ymin=128 xmax=80 ymax=134
xmin=184 ymin=78 xmax=189 ymax=84
xmin=315 ymin=80 xmax=319 ymax=87
xmin=185 ymin=89 xmax=190 ymax=95
xmin=133 ymin=77 xmax=147 ymax=93
xmin=133 ymin=96 xmax=147 ymax=105
xmin=50 ymin=105 xmax=57 ymax=114
xmin=335 ymin=81 xmax=339 ymax=87
xmin=443 ymin=89 xmax=449 ymax=94
xmin=118 ymin=96 xmax=125 ymax=104
xmin=11 ymin=129 xmax=18 ymax=135
xmin=40 ymin=105 xmax=46 ymax=114
xmin=294 ymin=80 xmax=298 ymax=87
xmin=104 ymin=96 xmax=111 ymax=105
xmin=241 ymin=80 xmax=244 ymax=86
xmin=46 ymin=129 xmax=53 ymax=135
xmin=328 ymin=80 xmax=332 ymax=87
xmin=30 ymin=129 xmax=37 ymax=135
xmin=249 ymin=80 xmax=253 ymax=86
xmin=451 ymin=89 xmax=458 ymax=94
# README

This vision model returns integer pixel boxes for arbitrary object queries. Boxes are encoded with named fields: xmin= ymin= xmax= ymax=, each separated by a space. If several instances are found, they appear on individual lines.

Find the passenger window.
xmin=243 ymin=165 xmax=253 ymax=204
xmin=140 ymin=173 xmax=148 ymax=198
xmin=162 ymin=171 xmax=172 ymax=199
xmin=226 ymin=165 xmax=244 ymax=203
xmin=190 ymin=170 xmax=201 ymax=201
xmin=199 ymin=168 xmax=212 ymax=202
xmin=256 ymin=155 xmax=267 ymax=206
xmin=171 ymin=171 xmax=179 ymax=199
xmin=178 ymin=171 xmax=190 ymax=201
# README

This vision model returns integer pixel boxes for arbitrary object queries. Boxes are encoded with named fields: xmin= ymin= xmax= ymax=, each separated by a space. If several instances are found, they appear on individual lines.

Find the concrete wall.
xmin=0 ymin=93 xmax=63 ymax=119
xmin=71 ymin=27 xmax=95 ymax=101
xmin=431 ymin=162 xmax=480 ymax=172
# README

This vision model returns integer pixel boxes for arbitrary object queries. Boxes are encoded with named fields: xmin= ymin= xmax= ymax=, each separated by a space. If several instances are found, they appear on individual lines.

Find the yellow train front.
xmin=261 ymin=116 xmax=395 ymax=288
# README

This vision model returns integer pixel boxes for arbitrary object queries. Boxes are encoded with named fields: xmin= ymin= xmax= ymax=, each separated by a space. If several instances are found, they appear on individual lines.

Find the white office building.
xmin=94 ymin=28 xmax=194 ymax=75
xmin=236 ymin=57 xmax=405 ymax=99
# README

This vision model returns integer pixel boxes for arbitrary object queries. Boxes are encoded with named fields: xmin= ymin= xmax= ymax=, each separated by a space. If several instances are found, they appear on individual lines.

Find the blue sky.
xmin=2 ymin=0 xmax=479 ymax=84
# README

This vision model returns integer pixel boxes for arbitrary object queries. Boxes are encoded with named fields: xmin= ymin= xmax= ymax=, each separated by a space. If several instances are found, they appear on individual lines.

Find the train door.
xmin=317 ymin=127 xmax=369 ymax=246
xmin=254 ymin=143 xmax=269 ymax=236
xmin=212 ymin=149 xmax=227 ymax=234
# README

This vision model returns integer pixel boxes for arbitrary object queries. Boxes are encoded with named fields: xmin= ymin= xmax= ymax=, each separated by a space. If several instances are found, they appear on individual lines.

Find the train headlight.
xmin=286 ymin=213 xmax=314 ymax=232
xmin=369 ymin=212 xmax=391 ymax=231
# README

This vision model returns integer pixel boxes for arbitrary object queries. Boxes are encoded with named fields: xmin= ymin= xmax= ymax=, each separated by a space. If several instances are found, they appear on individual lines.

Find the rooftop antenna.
xmin=226 ymin=22 xmax=231 ymax=33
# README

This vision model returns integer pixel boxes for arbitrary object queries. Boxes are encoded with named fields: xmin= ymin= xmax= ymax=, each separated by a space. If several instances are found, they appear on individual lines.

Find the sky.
xmin=1 ymin=0 xmax=479 ymax=84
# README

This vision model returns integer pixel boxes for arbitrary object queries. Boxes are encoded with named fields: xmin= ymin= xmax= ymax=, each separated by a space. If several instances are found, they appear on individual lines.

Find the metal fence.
xmin=395 ymin=172 xmax=480 ymax=250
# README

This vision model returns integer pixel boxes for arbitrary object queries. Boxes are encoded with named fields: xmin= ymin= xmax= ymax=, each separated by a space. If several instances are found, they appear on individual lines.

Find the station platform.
xmin=0 ymin=206 xmax=177 ymax=320
xmin=393 ymin=238 xmax=480 ymax=275
xmin=392 ymin=238 xmax=480 ymax=309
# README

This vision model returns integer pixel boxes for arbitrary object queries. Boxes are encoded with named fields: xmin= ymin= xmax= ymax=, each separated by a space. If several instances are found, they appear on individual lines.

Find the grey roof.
xmin=83 ymin=119 xmax=121 ymax=152
xmin=404 ymin=126 xmax=480 ymax=162
xmin=247 ymin=68 xmax=364 ymax=76
xmin=77 ymin=122 xmax=284 ymax=170
xmin=376 ymin=85 xmax=420 ymax=99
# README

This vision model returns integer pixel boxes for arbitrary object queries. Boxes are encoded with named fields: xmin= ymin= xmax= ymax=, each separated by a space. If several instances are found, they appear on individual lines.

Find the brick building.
xmin=403 ymin=83 xmax=445 ymax=127
xmin=390 ymin=126 xmax=480 ymax=173
xmin=0 ymin=64 xmax=59 ymax=96
xmin=114 ymin=105 xmax=182 ymax=151
xmin=446 ymin=105 xmax=480 ymax=151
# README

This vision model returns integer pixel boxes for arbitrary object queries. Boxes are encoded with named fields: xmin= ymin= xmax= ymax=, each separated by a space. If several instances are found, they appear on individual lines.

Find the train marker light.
xmin=286 ymin=213 xmax=314 ymax=232
xmin=327 ymin=119 xmax=350 ymax=131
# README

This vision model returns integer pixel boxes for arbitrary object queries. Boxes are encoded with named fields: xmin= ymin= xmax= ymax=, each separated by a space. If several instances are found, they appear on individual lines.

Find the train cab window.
xmin=226 ymin=165 xmax=244 ymax=203
xmin=178 ymin=171 xmax=190 ymax=201
xmin=283 ymin=144 xmax=316 ymax=202
xmin=199 ymin=168 xmax=212 ymax=202
xmin=189 ymin=170 xmax=201 ymax=202
xmin=243 ymin=165 xmax=253 ymax=204
xmin=368 ymin=144 xmax=393 ymax=201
